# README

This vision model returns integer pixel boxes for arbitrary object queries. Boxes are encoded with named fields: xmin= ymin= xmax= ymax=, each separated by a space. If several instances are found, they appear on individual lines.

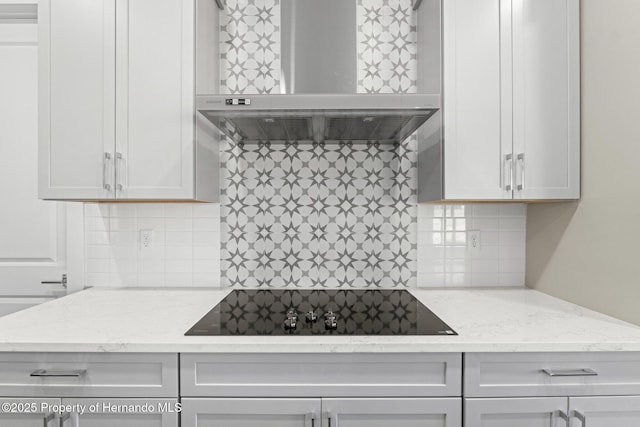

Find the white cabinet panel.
xmin=181 ymin=353 xmax=461 ymax=397
xmin=0 ymin=353 xmax=178 ymax=397
xmin=512 ymin=0 xmax=580 ymax=200
xmin=569 ymin=396 xmax=640 ymax=427
xmin=115 ymin=0 xmax=194 ymax=200
xmin=39 ymin=0 xmax=215 ymax=201
xmin=465 ymin=397 xmax=568 ymax=427
xmin=465 ymin=352 xmax=640 ymax=398
xmin=443 ymin=0 xmax=508 ymax=200
xmin=181 ymin=398 xmax=320 ymax=427
xmin=0 ymin=398 xmax=59 ymax=427
xmin=39 ymin=0 xmax=116 ymax=200
xmin=62 ymin=399 xmax=178 ymax=427
xmin=323 ymin=398 xmax=461 ymax=427
xmin=436 ymin=0 xmax=580 ymax=202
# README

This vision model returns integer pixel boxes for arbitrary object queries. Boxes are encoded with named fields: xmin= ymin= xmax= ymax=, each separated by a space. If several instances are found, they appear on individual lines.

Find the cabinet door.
xmin=569 ymin=396 xmax=640 ymax=427
xmin=114 ymin=0 xmax=195 ymax=200
xmin=60 ymin=399 xmax=178 ymax=427
xmin=39 ymin=0 xmax=116 ymax=200
xmin=443 ymin=0 xmax=512 ymax=200
xmin=511 ymin=0 xmax=580 ymax=200
xmin=180 ymin=398 xmax=321 ymax=427
xmin=323 ymin=398 xmax=461 ymax=427
xmin=465 ymin=397 xmax=568 ymax=427
xmin=0 ymin=398 xmax=60 ymax=427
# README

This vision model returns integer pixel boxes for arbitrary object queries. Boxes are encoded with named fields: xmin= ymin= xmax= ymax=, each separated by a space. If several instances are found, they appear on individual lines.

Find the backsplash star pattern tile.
xmin=221 ymin=141 xmax=417 ymax=288
xmin=220 ymin=0 xmax=419 ymax=288
xmin=220 ymin=0 xmax=281 ymax=94
xmin=357 ymin=0 xmax=417 ymax=93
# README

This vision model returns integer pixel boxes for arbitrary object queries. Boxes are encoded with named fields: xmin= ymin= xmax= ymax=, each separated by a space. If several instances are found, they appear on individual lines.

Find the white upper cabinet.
xmin=39 ymin=0 xmax=217 ymax=201
xmin=38 ymin=0 xmax=116 ymax=200
xmin=442 ymin=0 xmax=508 ymax=200
xmin=511 ymin=0 xmax=580 ymax=200
xmin=440 ymin=0 xmax=580 ymax=201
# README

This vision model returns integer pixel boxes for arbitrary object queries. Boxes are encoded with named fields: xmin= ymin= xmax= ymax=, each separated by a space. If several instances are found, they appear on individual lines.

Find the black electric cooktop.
xmin=185 ymin=289 xmax=457 ymax=336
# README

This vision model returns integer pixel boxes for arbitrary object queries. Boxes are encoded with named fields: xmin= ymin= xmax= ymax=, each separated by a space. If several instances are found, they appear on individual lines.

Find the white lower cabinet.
xmin=569 ymin=396 xmax=640 ymax=427
xmin=0 ymin=398 xmax=59 ymax=427
xmin=465 ymin=396 xmax=640 ymax=427
xmin=181 ymin=398 xmax=321 ymax=427
xmin=0 ymin=353 xmax=179 ymax=427
xmin=464 ymin=353 xmax=640 ymax=427
xmin=465 ymin=397 xmax=569 ymax=427
xmin=179 ymin=354 xmax=463 ymax=427
xmin=322 ymin=398 xmax=461 ymax=427
xmin=181 ymin=398 xmax=461 ymax=427
xmin=59 ymin=399 xmax=178 ymax=427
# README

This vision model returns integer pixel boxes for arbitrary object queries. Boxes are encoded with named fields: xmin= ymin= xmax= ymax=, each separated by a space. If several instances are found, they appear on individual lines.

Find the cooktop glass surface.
xmin=184 ymin=289 xmax=457 ymax=336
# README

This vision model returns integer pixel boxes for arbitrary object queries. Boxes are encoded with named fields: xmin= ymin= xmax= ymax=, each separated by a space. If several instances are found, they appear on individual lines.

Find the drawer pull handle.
xmin=324 ymin=412 xmax=338 ymax=427
xmin=30 ymin=369 xmax=87 ymax=378
xmin=43 ymin=412 xmax=55 ymax=427
xmin=542 ymin=368 xmax=598 ymax=377
xmin=572 ymin=410 xmax=587 ymax=427
xmin=59 ymin=412 xmax=71 ymax=427
xmin=556 ymin=410 xmax=569 ymax=427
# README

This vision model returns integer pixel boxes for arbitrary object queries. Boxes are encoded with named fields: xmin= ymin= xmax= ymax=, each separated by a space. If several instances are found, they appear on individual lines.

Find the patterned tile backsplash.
xmin=220 ymin=0 xmax=418 ymax=95
xmin=83 ymin=202 xmax=525 ymax=289
xmin=220 ymin=141 xmax=418 ymax=288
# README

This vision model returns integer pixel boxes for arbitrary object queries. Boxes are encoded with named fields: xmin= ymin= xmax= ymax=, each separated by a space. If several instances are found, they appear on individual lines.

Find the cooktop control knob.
xmin=284 ymin=309 xmax=298 ymax=331
xmin=305 ymin=310 xmax=317 ymax=323
xmin=324 ymin=309 xmax=338 ymax=330
xmin=284 ymin=318 xmax=297 ymax=330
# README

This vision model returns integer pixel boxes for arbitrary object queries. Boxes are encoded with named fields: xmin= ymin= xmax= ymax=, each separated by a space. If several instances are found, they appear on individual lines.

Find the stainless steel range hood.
xmin=197 ymin=94 xmax=440 ymax=144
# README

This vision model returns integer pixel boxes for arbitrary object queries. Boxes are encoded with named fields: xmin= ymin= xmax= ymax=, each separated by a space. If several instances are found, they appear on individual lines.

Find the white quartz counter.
xmin=0 ymin=287 xmax=639 ymax=353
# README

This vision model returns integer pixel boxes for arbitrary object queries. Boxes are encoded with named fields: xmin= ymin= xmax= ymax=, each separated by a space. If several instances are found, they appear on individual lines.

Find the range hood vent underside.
xmin=200 ymin=109 xmax=437 ymax=145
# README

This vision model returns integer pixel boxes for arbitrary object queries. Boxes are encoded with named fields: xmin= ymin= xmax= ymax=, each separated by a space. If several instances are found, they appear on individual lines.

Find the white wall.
xmin=526 ymin=0 xmax=640 ymax=325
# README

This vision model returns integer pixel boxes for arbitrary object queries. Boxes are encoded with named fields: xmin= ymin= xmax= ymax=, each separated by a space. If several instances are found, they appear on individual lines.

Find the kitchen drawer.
xmin=0 ymin=353 xmax=178 ymax=397
xmin=181 ymin=353 xmax=462 ymax=397
xmin=465 ymin=352 xmax=640 ymax=397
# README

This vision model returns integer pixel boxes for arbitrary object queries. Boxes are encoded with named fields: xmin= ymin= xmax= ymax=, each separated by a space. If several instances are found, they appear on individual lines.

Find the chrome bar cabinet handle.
xmin=555 ymin=410 xmax=569 ymax=427
xmin=30 ymin=369 xmax=87 ymax=378
xmin=504 ymin=153 xmax=513 ymax=191
xmin=306 ymin=412 xmax=316 ymax=427
xmin=542 ymin=368 xmax=598 ymax=377
xmin=324 ymin=412 xmax=338 ymax=427
xmin=43 ymin=412 xmax=55 ymax=427
xmin=59 ymin=412 xmax=71 ymax=427
xmin=572 ymin=410 xmax=587 ymax=427
xmin=516 ymin=152 xmax=525 ymax=191
xmin=103 ymin=152 xmax=112 ymax=191
xmin=115 ymin=152 xmax=125 ymax=191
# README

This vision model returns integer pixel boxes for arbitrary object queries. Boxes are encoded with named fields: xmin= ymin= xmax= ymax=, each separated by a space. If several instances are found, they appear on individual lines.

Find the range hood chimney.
xmin=196 ymin=0 xmax=442 ymax=144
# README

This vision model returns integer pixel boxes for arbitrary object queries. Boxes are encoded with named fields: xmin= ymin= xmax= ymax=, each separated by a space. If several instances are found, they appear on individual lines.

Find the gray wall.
xmin=526 ymin=0 xmax=640 ymax=325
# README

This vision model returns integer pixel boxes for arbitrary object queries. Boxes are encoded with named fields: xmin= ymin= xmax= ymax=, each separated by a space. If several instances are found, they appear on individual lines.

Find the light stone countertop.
xmin=0 ymin=287 xmax=639 ymax=353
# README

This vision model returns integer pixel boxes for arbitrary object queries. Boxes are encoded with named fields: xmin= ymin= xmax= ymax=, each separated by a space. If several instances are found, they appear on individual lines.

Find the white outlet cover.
xmin=467 ymin=230 xmax=481 ymax=253
xmin=139 ymin=229 xmax=153 ymax=250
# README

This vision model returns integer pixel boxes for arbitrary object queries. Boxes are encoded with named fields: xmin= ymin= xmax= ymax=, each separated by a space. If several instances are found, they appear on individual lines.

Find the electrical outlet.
xmin=467 ymin=230 xmax=481 ymax=254
xmin=139 ymin=229 xmax=153 ymax=250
